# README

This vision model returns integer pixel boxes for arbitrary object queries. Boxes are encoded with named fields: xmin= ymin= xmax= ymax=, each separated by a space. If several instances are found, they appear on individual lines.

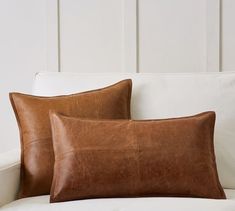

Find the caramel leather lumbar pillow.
xmin=9 ymin=79 xmax=132 ymax=198
xmin=49 ymin=111 xmax=225 ymax=203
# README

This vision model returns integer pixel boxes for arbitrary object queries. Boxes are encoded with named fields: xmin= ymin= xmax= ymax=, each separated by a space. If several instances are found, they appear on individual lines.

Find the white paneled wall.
xmin=53 ymin=0 xmax=234 ymax=73
xmin=0 ymin=0 xmax=49 ymax=153
xmin=0 ymin=0 xmax=235 ymax=153
xmin=59 ymin=0 xmax=124 ymax=72
xmin=138 ymin=0 xmax=207 ymax=73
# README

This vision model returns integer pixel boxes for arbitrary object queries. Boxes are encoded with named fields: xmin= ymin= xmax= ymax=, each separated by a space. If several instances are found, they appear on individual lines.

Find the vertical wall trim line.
xmin=219 ymin=0 xmax=222 ymax=72
xmin=122 ymin=0 xmax=138 ymax=73
xmin=136 ymin=0 xmax=139 ymax=73
xmin=122 ymin=0 xmax=126 ymax=73
xmin=45 ymin=0 xmax=59 ymax=72
xmin=57 ymin=0 xmax=61 ymax=72
xmin=206 ymin=0 xmax=221 ymax=72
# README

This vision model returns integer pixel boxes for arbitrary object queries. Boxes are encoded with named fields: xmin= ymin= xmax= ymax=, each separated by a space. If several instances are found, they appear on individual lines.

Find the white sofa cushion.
xmin=0 ymin=150 xmax=20 ymax=207
xmin=33 ymin=72 xmax=235 ymax=189
xmin=2 ymin=189 xmax=235 ymax=211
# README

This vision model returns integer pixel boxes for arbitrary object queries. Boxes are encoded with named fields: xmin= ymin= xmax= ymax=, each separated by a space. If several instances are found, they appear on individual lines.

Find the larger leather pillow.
xmin=49 ymin=111 xmax=225 ymax=203
xmin=9 ymin=79 xmax=132 ymax=198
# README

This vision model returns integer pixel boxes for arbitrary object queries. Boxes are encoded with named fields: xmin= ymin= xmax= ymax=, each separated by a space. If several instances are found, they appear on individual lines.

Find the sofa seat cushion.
xmin=2 ymin=189 xmax=235 ymax=211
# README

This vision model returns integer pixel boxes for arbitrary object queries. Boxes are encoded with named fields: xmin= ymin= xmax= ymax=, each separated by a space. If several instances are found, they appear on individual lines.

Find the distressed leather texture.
xmin=49 ymin=111 xmax=225 ymax=203
xmin=9 ymin=79 xmax=132 ymax=198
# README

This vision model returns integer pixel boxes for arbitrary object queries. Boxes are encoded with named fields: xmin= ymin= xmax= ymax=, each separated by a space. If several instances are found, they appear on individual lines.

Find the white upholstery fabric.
xmin=33 ymin=72 xmax=235 ymax=189
xmin=0 ymin=150 xmax=20 ymax=207
xmin=1 ymin=189 xmax=235 ymax=211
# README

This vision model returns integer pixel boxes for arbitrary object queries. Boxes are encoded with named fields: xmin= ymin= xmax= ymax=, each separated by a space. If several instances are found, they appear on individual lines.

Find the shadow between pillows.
xmin=49 ymin=111 xmax=225 ymax=203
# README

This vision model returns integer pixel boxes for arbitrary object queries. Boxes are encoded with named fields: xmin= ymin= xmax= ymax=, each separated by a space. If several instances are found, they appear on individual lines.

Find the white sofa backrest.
xmin=33 ymin=72 xmax=235 ymax=189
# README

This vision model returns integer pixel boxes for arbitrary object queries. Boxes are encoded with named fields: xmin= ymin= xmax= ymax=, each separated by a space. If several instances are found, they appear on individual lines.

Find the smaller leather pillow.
xmin=49 ymin=111 xmax=225 ymax=203
xmin=9 ymin=79 xmax=132 ymax=198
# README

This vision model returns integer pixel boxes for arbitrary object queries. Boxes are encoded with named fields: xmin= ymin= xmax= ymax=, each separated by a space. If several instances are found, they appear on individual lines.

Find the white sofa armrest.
xmin=0 ymin=149 xmax=20 ymax=207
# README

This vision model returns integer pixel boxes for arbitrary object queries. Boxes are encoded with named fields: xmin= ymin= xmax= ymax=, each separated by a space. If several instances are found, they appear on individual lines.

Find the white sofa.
xmin=1 ymin=72 xmax=235 ymax=211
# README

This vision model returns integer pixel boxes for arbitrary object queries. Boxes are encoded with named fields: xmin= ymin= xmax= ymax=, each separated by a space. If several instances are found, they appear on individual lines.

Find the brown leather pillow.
xmin=49 ymin=111 xmax=225 ymax=203
xmin=9 ymin=79 xmax=132 ymax=198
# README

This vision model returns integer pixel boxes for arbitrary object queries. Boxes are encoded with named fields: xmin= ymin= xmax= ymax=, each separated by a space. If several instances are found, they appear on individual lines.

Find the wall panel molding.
xmin=206 ymin=0 xmax=221 ymax=72
xmin=46 ymin=0 xmax=233 ymax=73
xmin=122 ymin=0 xmax=138 ymax=73
xmin=221 ymin=0 xmax=235 ymax=72
xmin=46 ymin=0 xmax=60 ymax=72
